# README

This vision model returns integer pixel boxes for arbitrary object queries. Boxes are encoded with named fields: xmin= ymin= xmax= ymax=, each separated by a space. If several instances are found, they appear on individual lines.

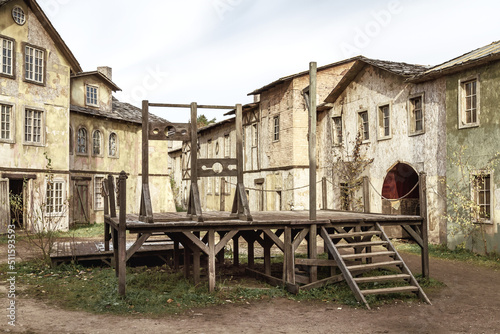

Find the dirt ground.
xmin=1 ymin=240 xmax=500 ymax=334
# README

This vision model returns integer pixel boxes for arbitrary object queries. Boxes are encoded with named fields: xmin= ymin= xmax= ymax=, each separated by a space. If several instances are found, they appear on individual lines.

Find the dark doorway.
xmin=73 ymin=180 xmax=90 ymax=226
xmin=9 ymin=179 xmax=25 ymax=228
xmin=382 ymin=163 xmax=420 ymax=215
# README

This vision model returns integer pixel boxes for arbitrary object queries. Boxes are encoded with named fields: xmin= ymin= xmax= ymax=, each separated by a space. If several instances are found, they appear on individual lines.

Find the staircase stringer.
xmin=374 ymin=223 xmax=432 ymax=305
xmin=320 ymin=226 xmax=370 ymax=309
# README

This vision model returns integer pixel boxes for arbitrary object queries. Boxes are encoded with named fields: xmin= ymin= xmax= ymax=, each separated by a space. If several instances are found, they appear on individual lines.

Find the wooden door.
xmin=73 ymin=181 xmax=90 ymax=225
xmin=0 ymin=178 xmax=9 ymax=233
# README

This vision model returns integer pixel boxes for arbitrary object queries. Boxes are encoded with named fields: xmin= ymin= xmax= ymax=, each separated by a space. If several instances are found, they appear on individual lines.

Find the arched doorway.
xmin=381 ymin=163 xmax=420 ymax=216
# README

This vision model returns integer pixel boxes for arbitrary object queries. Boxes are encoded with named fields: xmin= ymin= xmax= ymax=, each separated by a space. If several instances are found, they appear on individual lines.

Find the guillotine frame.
xmin=140 ymin=101 xmax=252 ymax=223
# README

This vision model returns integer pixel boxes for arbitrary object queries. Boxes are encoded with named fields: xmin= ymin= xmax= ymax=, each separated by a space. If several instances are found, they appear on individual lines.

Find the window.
xmin=224 ymin=134 xmax=230 ymax=157
xmin=24 ymin=109 xmax=43 ymax=144
xmin=92 ymin=130 xmax=102 ymax=156
xmin=69 ymin=127 xmax=73 ymax=154
xmin=86 ymin=85 xmax=98 ymax=107
xmin=94 ymin=176 xmax=104 ymax=210
xmin=1 ymin=104 xmax=12 ymax=141
xmin=1 ymin=37 xmax=14 ymax=76
xmin=252 ymin=123 xmax=258 ymax=147
xmin=459 ymin=78 xmax=479 ymax=128
xmin=25 ymin=45 xmax=45 ymax=84
xmin=473 ymin=173 xmax=491 ymax=221
xmin=77 ymin=128 xmax=87 ymax=154
xmin=46 ymin=180 xmax=64 ymax=214
xmin=378 ymin=104 xmax=391 ymax=139
xmin=273 ymin=115 xmax=280 ymax=141
xmin=109 ymin=132 xmax=118 ymax=157
xmin=409 ymin=95 xmax=424 ymax=135
xmin=332 ymin=116 xmax=342 ymax=145
xmin=358 ymin=111 xmax=369 ymax=141
xmin=12 ymin=6 xmax=26 ymax=25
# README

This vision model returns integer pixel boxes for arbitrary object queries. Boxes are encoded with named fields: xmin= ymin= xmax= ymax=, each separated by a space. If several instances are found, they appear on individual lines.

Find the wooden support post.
xmin=322 ymin=177 xmax=327 ymax=210
xmin=284 ymin=227 xmax=295 ymax=284
xmin=264 ymin=233 xmax=272 ymax=276
xmin=192 ymin=248 xmax=201 ymax=285
xmin=236 ymin=104 xmax=244 ymax=216
xmin=247 ymin=237 xmax=255 ymax=269
xmin=173 ymin=240 xmax=180 ymax=270
xmin=107 ymin=175 xmax=117 ymax=218
xmin=118 ymin=171 xmax=127 ymax=296
xmin=183 ymin=247 xmax=191 ymax=278
xmin=363 ymin=176 xmax=370 ymax=213
xmin=309 ymin=224 xmax=318 ymax=282
xmin=112 ymin=228 xmax=119 ymax=276
xmin=419 ymin=172 xmax=430 ymax=278
xmin=233 ymin=235 xmax=239 ymax=266
xmin=217 ymin=231 xmax=225 ymax=264
xmin=309 ymin=62 xmax=317 ymax=221
xmin=208 ymin=229 xmax=216 ymax=292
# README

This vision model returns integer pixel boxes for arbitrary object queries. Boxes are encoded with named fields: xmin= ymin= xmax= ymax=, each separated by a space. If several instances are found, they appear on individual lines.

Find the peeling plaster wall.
xmin=0 ymin=0 xmax=72 ymax=230
xmin=318 ymin=66 xmax=447 ymax=243
xmin=445 ymin=61 xmax=500 ymax=253
xmin=70 ymin=76 xmax=113 ymax=112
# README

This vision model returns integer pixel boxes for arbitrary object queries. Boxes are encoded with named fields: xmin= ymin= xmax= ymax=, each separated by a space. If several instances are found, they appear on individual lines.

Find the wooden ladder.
xmin=320 ymin=223 xmax=431 ymax=309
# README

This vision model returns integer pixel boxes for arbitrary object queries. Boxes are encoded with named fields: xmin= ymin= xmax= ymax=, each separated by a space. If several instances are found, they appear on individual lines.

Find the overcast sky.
xmin=40 ymin=0 xmax=499 ymax=123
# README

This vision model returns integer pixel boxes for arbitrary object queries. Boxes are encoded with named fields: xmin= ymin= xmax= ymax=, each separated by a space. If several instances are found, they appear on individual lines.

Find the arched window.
xmin=77 ymin=128 xmax=87 ymax=154
xmin=109 ymin=132 xmax=118 ymax=157
xmin=92 ymin=130 xmax=102 ymax=155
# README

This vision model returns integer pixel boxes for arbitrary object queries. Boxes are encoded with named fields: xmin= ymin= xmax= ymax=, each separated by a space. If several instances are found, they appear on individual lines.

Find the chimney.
xmin=97 ymin=66 xmax=112 ymax=81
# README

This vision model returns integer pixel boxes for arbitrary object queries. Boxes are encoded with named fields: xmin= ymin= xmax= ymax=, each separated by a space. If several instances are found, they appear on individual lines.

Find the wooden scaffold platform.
xmin=101 ymin=63 xmax=431 ymax=309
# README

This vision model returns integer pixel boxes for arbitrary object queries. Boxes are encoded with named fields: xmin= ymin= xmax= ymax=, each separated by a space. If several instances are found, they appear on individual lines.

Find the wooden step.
xmin=353 ymin=274 xmax=411 ymax=284
xmin=341 ymin=251 xmax=395 ymax=260
xmin=330 ymin=231 xmax=380 ymax=239
xmin=361 ymin=285 xmax=419 ymax=296
xmin=335 ymin=240 xmax=389 ymax=248
xmin=347 ymin=260 xmax=403 ymax=271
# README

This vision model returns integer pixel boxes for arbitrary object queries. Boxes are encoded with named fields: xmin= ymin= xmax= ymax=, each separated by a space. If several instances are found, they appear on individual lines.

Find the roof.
xmin=71 ymin=71 xmax=121 ymax=92
xmin=411 ymin=40 xmax=500 ymax=83
xmin=223 ymin=102 xmax=260 ymax=116
xmin=324 ymin=57 xmax=428 ymax=104
xmin=1 ymin=0 xmax=82 ymax=73
xmin=197 ymin=117 xmax=235 ymax=133
xmin=71 ymin=97 xmax=166 ymax=124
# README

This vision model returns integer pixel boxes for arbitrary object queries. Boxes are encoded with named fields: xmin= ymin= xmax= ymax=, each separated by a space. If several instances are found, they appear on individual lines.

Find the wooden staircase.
xmin=320 ymin=222 xmax=431 ymax=309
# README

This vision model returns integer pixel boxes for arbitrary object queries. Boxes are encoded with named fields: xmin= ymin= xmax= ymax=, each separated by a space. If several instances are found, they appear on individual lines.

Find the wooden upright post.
xmin=118 ymin=171 xmax=127 ymax=296
xmin=309 ymin=62 xmax=317 ymax=221
xmin=419 ymin=172 xmax=430 ymax=278
xmin=208 ymin=229 xmax=216 ymax=292
xmin=322 ymin=177 xmax=327 ymax=210
xmin=142 ymin=101 xmax=149 ymax=188
xmin=236 ymin=104 xmax=244 ymax=215
xmin=363 ymin=176 xmax=370 ymax=213
xmin=190 ymin=102 xmax=198 ymax=183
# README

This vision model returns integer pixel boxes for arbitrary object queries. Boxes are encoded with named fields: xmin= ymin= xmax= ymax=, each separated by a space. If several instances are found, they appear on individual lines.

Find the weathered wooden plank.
xmin=284 ymin=227 xmax=295 ymax=284
xmin=118 ymin=172 xmax=127 ymax=296
xmin=193 ymin=248 xmax=201 ymax=285
xmin=335 ymin=240 xmax=388 ymax=248
xmin=208 ymin=229 xmax=216 ymax=292
xmin=262 ymin=229 xmax=284 ymax=251
xmin=295 ymin=258 xmax=338 ymax=267
xmin=245 ymin=268 xmax=300 ymax=294
xmin=292 ymin=228 xmax=310 ymax=249
xmin=215 ymin=230 xmax=238 ymax=254
xmin=402 ymin=225 xmax=424 ymax=248
xmin=341 ymin=251 xmax=395 ymax=260
xmin=181 ymin=231 xmax=209 ymax=254
xmin=308 ymin=62 xmax=317 ymax=221
xmin=299 ymin=274 xmax=345 ymax=291
xmin=419 ymin=172 xmax=430 ymax=278
xmin=148 ymin=103 xmax=235 ymax=110
xmin=361 ymin=286 xmax=419 ymax=296
xmin=346 ymin=260 xmax=403 ymax=271
xmin=353 ymin=274 xmax=410 ymax=284
xmin=125 ymin=233 xmax=152 ymax=261
xmin=232 ymin=234 xmax=239 ymax=266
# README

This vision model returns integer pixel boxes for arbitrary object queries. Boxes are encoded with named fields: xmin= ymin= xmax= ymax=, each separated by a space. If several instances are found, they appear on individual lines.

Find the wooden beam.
xmin=233 ymin=234 xmax=239 ymax=266
xmin=118 ymin=171 xmax=127 ymax=296
xmin=284 ymin=227 xmax=295 ymax=284
xmin=308 ymin=224 xmax=318 ymax=282
xmin=402 ymin=225 xmax=424 ymax=248
xmin=309 ymin=62 xmax=317 ymax=220
xmin=208 ymin=230 xmax=216 ymax=292
xmin=245 ymin=268 xmax=300 ymax=294
xmin=181 ymin=231 xmax=209 ymax=254
xmin=125 ymin=233 xmax=152 ymax=261
xmin=295 ymin=258 xmax=338 ymax=267
xmin=262 ymin=229 xmax=284 ymax=251
xmin=300 ymin=274 xmax=345 ymax=291
xmin=215 ymin=230 xmax=238 ymax=254
xmin=419 ymin=172 xmax=430 ymax=278
xmin=148 ymin=103 xmax=235 ymax=110
xmin=363 ymin=176 xmax=370 ymax=213
xmin=292 ymin=228 xmax=310 ymax=249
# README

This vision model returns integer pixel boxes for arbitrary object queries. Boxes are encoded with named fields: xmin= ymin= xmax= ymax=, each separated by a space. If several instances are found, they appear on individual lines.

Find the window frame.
xmin=108 ymin=132 xmax=119 ymax=158
xmin=458 ymin=76 xmax=480 ymax=129
xmin=358 ymin=110 xmax=370 ymax=142
xmin=23 ymin=43 xmax=46 ymax=86
xmin=471 ymin=171 xmax=493 ymax=223
xmin=86 ymin=84 xmax=99 ymax=107
xmin=332 ymin=115 xmax=343 ymax=146
xmin=94 ymin=175 xmax=105 ymax=211
xmin=92 ymin=129 xmax=103 ymax=157
xmin=377 ymin=103 xmax=392 ymax=141
xmin=0 ymin=35 xmax=15 ymax=79
xmin=76 ymin=127 xmax=88 ymax=155
xmin=0 ymin=102 xmax=15 ymax=143
xmin=12 ymin=6 xmax=26 ymax=25
xmin=23 ymin=107 xmax=45 ymax=146
xmin=45 ymin=179 xmax=65 ymax=216
xmin=408 ymin=93 xmax=425 ymax=136
xmin=273 ymin=115 xmax=280 ymax=142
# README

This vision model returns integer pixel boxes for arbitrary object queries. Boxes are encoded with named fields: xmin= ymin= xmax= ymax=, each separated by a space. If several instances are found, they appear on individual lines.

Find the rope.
xmin=226 ymin=180 xmax=323 ymax=193
xmin=368 ymin=179 xmax=420 ymax=202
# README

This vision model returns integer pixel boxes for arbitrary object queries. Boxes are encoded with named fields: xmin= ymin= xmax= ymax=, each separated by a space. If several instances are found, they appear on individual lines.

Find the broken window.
xmin=358 ymin=111 xmax=369 ymax=141
xmin=473 ymin=173 xmax=491 ymax=221
xmin=378 ymin=104 xmax=390 ymax=139
xmin=409 ymin=95 xmax=424 ymax=135
xmin=332 ymin=116 xmax=342 ymax=145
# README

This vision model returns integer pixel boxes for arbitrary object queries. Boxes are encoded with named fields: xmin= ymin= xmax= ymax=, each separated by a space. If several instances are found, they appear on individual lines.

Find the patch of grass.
xmin=63 ymin=223 xmax=105 ymax=238
xmin=395 ymin=241 xmax=500 ymax=269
